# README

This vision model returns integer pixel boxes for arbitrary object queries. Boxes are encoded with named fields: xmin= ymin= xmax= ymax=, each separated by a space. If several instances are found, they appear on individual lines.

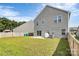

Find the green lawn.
xmin=53 ymin=38 xmax=71 ymax=56
xmin=0 ymin=37 xmax=71 ymax=56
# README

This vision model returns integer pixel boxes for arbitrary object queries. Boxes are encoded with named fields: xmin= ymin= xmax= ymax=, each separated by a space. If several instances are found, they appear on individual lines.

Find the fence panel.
xmin=68 ymin=33 xmax=79 ymax=56
xmin=0 ymin=32 xmax=24 ymax=38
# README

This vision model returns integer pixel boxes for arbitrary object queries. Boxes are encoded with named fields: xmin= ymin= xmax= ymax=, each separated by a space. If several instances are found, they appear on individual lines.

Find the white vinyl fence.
xmin=0 ymin=32 xmax=24 ymax=38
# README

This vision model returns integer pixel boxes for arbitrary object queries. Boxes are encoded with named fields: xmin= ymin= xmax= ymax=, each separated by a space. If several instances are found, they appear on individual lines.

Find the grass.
xmin=0 ymin=37 xmax=71 ymax=56
xmin=53 ymin=38 xmax=71 ymax=56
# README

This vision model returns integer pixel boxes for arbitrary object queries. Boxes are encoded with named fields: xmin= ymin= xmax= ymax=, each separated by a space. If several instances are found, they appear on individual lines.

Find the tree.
xmin=0 ymin=23 xmax=5 ymax=32
xmin=0 ymin=17 xmax=26 ymax=32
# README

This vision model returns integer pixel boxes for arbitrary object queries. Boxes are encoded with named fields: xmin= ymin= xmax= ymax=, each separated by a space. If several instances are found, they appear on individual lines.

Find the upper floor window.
xmin=58 ymin=16 xmax=62 ymax=22
xmin=36 ymin=22 xmax=38 ymax=26
xmin=53 ymin=15 xmax=62 ymax=23
xmin=53 ymin=16 xmax=57 ymax=23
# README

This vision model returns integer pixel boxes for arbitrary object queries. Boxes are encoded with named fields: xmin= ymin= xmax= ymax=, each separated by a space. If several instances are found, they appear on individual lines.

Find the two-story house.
xmin=34 ymin=5 xmax=70 ymax=38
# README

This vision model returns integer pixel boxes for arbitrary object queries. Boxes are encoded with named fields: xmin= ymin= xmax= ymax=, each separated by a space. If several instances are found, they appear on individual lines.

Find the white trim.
xmin=53 ymin=15 xmax=62 ymax=24
xmin=57 ymin=15 xmax=62 ymax=23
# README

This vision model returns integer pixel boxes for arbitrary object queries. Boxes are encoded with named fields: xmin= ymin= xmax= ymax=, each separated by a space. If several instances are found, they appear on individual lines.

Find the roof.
xmin=46 ymin=5 xmax=71 ymax=14
xmin=34 ymin=5 xmax=71 ymax=21
xmin=13 ymin=21 xmax=34 ymax=33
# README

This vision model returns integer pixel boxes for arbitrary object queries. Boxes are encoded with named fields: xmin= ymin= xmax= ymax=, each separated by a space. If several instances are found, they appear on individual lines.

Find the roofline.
xmin=13 ymin=21 xmax=34 ymax=30
xmin=34 ymin=5 xmax=71 ymax=22
xmin=46 ymin=5 xmax=71 ymax=14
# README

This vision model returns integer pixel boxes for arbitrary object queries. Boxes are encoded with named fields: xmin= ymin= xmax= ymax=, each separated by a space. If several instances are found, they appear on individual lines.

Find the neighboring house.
xmin=13 ymin=5 xmax=70 ymax=38
xmin=76 ymin=26 xmax=79 ymax=37
xmin=13 ymin=21 xmax=34 ymax=36
xmin=34 ymin=5 xmax=70 ymax=38
xmin=3 ymin=29 xmax=12 ymax=32
xmin=69 ymin=27 xmax=78 ymax=34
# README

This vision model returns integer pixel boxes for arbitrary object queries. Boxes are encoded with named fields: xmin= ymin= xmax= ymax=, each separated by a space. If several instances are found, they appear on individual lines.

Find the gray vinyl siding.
xmin=34 ymin=6 xmax=69 ymax=38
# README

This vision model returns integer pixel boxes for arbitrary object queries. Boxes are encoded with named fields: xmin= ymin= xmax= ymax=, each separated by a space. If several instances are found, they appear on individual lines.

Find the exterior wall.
xmin=34 ymin=6 xmax=68 ymax=38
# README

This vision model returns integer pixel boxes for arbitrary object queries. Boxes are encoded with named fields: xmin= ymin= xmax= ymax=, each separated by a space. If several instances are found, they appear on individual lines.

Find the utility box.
xmin=24 ymin=32 xmax=29 ymax=36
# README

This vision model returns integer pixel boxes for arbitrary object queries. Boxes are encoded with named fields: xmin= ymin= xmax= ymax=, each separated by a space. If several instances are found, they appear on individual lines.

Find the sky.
xmin=0 ymin=3 xmax=79 ymax=27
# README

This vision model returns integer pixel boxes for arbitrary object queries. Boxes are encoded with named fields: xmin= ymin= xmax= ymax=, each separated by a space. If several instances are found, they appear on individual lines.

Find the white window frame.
xmin=53 ymin=15 xmax=62 ymax=23
xmin=57 ymin=15 xmax=62 ymax=23
xmin=53 ymin=16 xmax=57 ymax=23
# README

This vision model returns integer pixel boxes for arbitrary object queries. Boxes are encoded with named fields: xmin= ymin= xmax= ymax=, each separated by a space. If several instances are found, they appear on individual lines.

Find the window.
xmin=61 ymin=29 xmax=66 ymax=35
xmin=37 ymin=31 xmax=41 ymax=36
xmin=53 ymin=16 xmax=57 ymax=23
xmin=53 ymin=15 xmax=62 ymax=23
xmin=58 ymin=16 xmax=62 ymax=22
xmin=62 ymin=32 xmax=65 ymax=35
xmin=36 ymin=22 xmax=38 ymax=26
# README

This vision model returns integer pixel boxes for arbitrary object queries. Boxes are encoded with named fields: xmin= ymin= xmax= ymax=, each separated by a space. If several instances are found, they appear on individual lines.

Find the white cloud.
xmin=0 ymin=9 xmax=19 ymax=17
xmin=6 ymin=16 xmax=33 ymax=22
xmin=0 ymin=5 xmax=20 ymax=17
xmin=0 ymin=5 xmax=34 ymax=21
xmin=0 ymin=5 xmax=14 ymax=9
xmin=0 ymin=5 xmax=33 ymax=22
xmin=0 ymin=4 xmax=78 ymax=22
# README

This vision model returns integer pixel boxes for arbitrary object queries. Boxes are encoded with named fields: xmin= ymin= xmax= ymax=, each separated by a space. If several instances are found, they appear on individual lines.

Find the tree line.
xmin=0 ymin=17 xmax=26 ymax=32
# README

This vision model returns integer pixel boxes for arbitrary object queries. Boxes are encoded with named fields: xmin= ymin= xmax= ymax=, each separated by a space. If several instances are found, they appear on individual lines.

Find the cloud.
xmin=0 ymin=5 xmax=33 ymax=21
xmin=0 ymin=5 xmax=35 ymax=21
xmin=6 ymin=16 xmax=33 ymax=22
xmin=0 ymin=4 xmax=78 ymax=22
xmin=0 ymin=5 xmax=14 ymax=9
xmin=0 ymin=5 xmax=20 ymax=17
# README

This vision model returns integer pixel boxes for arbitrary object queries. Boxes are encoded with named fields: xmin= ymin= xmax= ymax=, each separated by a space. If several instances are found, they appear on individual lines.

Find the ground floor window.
xmin=61 ymin=29 xmax=66 ymax=35
xmin=29 ymin=33 xmax=34 ymax=36
xmin=37 ymin=31 xmax=42 ymax=36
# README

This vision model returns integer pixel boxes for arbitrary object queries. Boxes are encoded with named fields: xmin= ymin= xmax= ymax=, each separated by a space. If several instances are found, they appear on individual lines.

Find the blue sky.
xmin=0 ymin=3 xmax=79 ymax=27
